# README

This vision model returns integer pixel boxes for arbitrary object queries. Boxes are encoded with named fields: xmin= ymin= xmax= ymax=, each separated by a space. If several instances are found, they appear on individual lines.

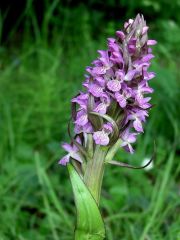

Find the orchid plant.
xmin=59 ymin=14 xmax=156 ymax=239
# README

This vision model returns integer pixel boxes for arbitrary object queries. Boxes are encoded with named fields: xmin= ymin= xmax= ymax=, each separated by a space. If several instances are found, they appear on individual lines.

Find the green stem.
xmin=84 ymin=145 xmax=108 ymax=205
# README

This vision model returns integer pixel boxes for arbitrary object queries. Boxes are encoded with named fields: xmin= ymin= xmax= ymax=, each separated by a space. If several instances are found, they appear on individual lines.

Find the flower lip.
xmin=93 ymin=130 xmax=110 ymax=146
xmin=107 ymin=80 xmax=121 ymax=92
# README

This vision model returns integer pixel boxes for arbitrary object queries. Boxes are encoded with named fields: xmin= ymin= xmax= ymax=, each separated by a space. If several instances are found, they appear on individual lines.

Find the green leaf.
xmin=67 ymin=164 xmax=105 ymax=240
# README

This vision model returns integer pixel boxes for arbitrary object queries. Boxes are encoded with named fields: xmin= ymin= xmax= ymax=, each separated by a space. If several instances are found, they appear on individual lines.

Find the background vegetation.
xmin=0 ymin=0 xmax=180 ymax=239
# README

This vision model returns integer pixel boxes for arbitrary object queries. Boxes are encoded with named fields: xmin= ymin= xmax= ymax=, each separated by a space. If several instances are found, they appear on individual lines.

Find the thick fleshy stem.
xmin=84 ymin=145 xmax=109 ymax=204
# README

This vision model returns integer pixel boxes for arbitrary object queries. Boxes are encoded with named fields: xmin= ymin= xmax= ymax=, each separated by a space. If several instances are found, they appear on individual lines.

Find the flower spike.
xmin=59 ymin=14 xmax=157 ymax=240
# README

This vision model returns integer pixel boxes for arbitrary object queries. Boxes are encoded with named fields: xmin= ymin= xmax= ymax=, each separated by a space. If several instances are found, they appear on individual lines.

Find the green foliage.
xmin=68 ymin=164 xmax=105 ymax=239
xmin=0 ymin=0 xmax=180 ymax=239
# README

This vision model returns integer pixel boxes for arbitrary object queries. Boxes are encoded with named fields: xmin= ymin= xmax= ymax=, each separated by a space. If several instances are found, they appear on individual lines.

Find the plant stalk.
xmin=84 ymin=145 xmax=108 ymax=205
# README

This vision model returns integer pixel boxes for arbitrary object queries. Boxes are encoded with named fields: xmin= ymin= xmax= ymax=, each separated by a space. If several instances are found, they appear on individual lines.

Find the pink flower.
xmin=59 ymin=138 xmax=83 ymax=165
xmin=121 ymin=129 xmax=138 ymax=154
xmin=60 ymin=14 xmax=157 ymax=165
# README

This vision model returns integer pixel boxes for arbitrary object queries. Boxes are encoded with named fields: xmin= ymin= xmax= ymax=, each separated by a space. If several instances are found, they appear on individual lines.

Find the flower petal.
xmin=89 ymin=84 xmax=104 ymax=97
xmin=123 ymin=144 xmax=134 ymax=154
xmin=124 ymin=70 xmax=136 ymax=81
xmin=103 ymin=123 xmax=113 ymax=134
xmin=147 ymin=40 xmax=157 ymax=45
xmin=107 ymin=80 xmax=121 ymax=92
xmin=93 ymin=131 xmax=109 ymax=146
xmin=142 ymin=54 xmax=154 ymax=62
xmin=59 ymin=155 xmax=70 ymax=166
xmin=62 ymin=143 xmax=73 ymax=153
xmin=75 ymin=113 xmax=88 ymax=126
xmin=92 ymin=66 xmax=106 ymax=75
xmin=115 ymin=92 xmax=127 ymax=108
xmin=116 ymin=31 xmax=125 ymax=41
xmin=94 ymin=103 xmax=107 ymax=114
xmin=133 ymin=119 xmax=143 ymax=132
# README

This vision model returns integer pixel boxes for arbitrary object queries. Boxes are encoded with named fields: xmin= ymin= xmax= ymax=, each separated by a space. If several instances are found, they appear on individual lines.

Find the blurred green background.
xmin=0 ymin=0 xmax=180 ymax=239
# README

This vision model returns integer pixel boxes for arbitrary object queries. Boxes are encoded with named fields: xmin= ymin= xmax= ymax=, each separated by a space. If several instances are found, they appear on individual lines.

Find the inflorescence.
xmin=59 ymin=14 xmax=157 ymax=166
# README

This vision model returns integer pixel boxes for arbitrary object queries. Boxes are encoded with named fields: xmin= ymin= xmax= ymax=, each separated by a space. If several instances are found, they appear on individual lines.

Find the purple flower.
xmin=107 ymin=80 xmax=121 ymax=92
xmin=93 ymin=131 xmax=110 ymax=146
xmin=59 ymin=138 xmax=83 ymax=165
xmin=147 ymin=40 xmax=157 ymax=45
xmin=75 ymin=110 xmax=88 ymax=126
xmin=60 ymin=14 xmax=156 ymax=165
xmin=92 ymin=50 xmax=113 ymax=75
xmin=72 ymin=93 xmax=88 ymax=109
xmin=124 ymin=70 xmax=136 ymax=81
xmin=137 ymin=97 xmax=151 ymax=109
xmin=108 ymin=39 xmax=124 ymax=64
xmin=103 ymin=123 xmax=113 ymax=134
xmin=115 ymin=87 xmax=132 ymax=108
xmin=94 ymin=102 xmax=107 ymax=114
xmin=127 ymin=109 xmax=148 ymax=132
xmin=93 ymin=123 xmax=113 ymax=146
xmin=133 ymin=80 xmax=153 ymax=108
xmin=88 ymin=83 xmax=104 ymax=97
xmin=116 ymin=30 xmax=125 ymax=41
xmin=120 ymin=129 xmax=138 ymax=154
xmin=74 ymin=122 xmax=93 ymax=134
